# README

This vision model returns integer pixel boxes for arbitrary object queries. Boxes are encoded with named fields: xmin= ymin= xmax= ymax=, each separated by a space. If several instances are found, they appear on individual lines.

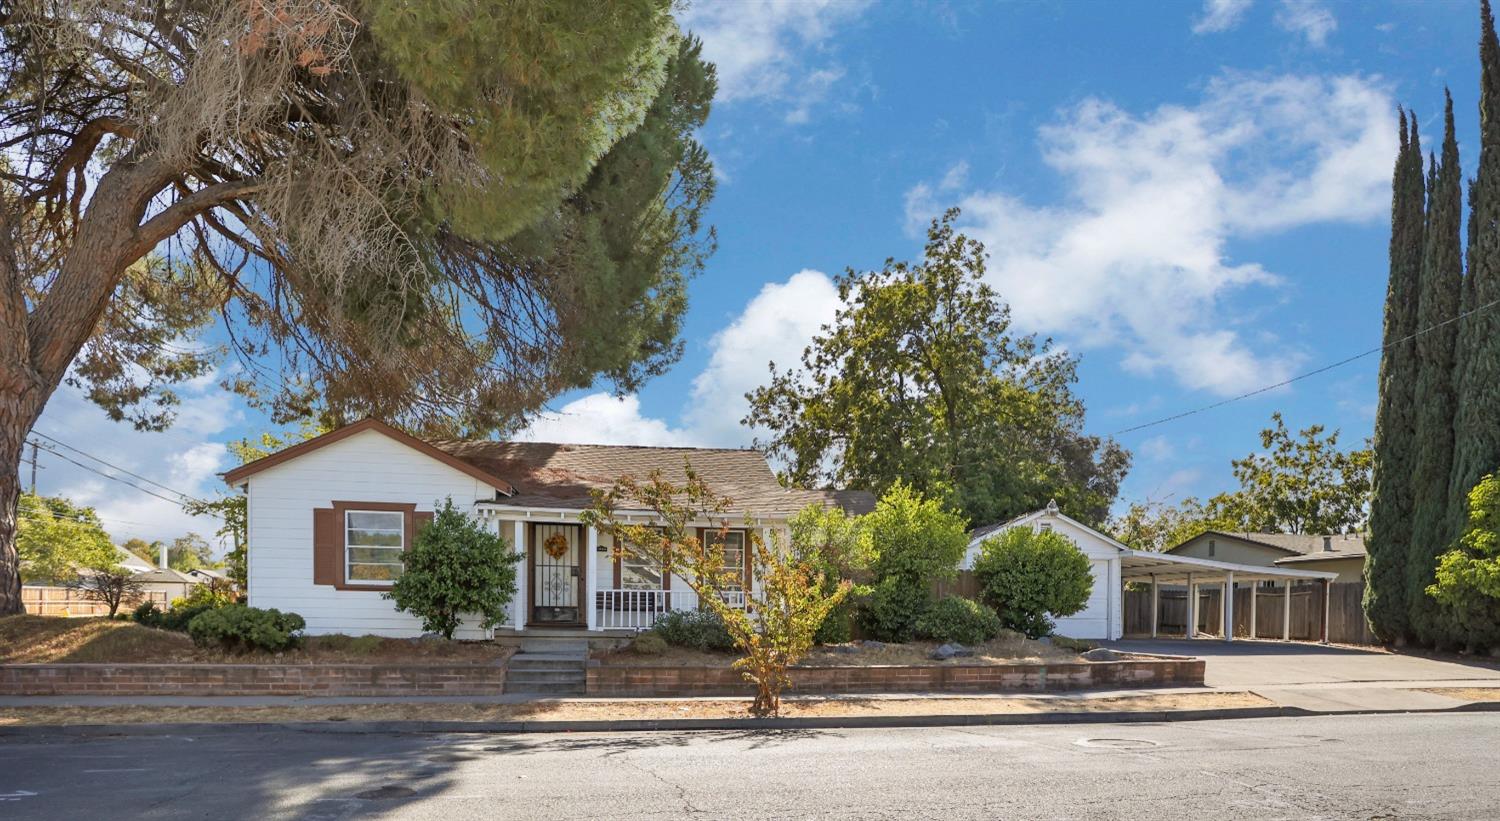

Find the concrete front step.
xmin=517 ymin=640 xmax=589 ymax=656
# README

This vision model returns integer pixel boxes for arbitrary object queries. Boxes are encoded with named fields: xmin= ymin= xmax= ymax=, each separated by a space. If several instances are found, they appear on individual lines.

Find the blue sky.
xmin=32 ymin=0 xmax=1481 ymax=545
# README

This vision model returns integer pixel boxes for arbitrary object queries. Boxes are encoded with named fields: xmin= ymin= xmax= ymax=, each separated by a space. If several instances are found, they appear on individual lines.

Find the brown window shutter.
xmin=313 ymin=507 xmax=341 ymax=586
xmin=412 ymin=511 xmax=434 ymax=549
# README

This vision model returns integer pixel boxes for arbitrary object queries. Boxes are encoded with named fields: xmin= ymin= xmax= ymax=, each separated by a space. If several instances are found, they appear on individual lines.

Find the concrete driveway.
xmin=1104 ymin=638 xmax=1500 ymax=688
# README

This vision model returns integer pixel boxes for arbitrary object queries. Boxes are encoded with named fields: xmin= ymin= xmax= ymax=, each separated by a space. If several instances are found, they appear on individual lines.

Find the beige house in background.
xmin=1166 ymin=531 xmax=1367 ymax=583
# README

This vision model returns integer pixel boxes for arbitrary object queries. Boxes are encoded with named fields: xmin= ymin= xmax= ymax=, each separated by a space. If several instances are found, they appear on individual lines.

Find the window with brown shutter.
xmin=310 ymin=501 xmax=419 ymax=591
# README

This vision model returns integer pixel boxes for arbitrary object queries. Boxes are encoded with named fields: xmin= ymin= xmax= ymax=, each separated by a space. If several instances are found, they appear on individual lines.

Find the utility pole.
xmin=28 ymin=440 xmax=38 ymax=495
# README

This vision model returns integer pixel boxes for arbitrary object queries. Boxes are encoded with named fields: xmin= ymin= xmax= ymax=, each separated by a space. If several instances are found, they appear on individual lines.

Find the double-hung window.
xmin=704 ymin=529 xmax=746 ymax=590
xmin=621 ymin=528 xmax=667 ymax=590
xmin=345 ymin=510 xmax=405 ymax=584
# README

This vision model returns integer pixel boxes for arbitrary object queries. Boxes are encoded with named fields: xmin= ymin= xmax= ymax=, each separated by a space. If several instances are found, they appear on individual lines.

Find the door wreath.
xmin=543 ymin=532 xmax=570 ymax=560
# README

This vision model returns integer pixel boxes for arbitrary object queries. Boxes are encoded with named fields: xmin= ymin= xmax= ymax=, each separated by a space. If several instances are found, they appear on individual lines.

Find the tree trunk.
xmin=0 ymin=384 xmax=43 ymax=615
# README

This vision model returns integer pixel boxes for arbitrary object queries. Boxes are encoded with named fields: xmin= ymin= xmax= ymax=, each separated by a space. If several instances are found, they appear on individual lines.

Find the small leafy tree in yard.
xmin=788 ymin=504 xmax=871 ymax=643
xmin=385 ymin=498 xmax=520 ymax=640
xmin=1427 ymin=474 xmax=1500 ymax=652
xmin=582 ymin=467 xmax=850 ymax=717
xmin=15 ymin=493 xmax=117 ymax=584
xmin=973 ymin=527 xmax=1093 ymax=639
xmin=69 ymin=566 xmax=145 ymax=617
xmin=859 ymin=482 xmax=968 ymax=641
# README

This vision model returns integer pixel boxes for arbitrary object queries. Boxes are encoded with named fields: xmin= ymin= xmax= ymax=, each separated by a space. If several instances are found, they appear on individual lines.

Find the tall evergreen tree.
xmin=1365 ymin=110 xmax=1425 ymax=643
xmin=1408 ymin=93 xmax=1465 ymax=646
xmin=1446 ymin=0 xmax=1500 ymax=649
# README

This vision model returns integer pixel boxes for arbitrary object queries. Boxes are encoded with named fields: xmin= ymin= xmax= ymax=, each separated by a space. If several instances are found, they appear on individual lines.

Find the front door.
xmin=530 ymin=523 xmax=584 ymax=626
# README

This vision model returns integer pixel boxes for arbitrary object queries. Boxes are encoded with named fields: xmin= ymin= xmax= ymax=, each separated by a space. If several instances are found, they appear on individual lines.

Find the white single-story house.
xmin=962 ymin=501 xmax=1343 ymax=642
xmin=1166 ymin=531 xmax=1367 ymax=584
xmin=222 ymin=419 xmax=875 ymax=638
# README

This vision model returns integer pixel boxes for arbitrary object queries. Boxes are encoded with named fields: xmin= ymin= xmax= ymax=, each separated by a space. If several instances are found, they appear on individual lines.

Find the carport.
xmin=1119 ymin=550 xmax=1339 ymax=643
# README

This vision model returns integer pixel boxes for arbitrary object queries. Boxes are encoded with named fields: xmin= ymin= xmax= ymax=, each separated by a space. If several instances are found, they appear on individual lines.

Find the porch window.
xmin=621 ymin=528 xmax=667 ymax=590
xmin=346 ymin=510 xmax=405 ymax=583
xmin=705 ymin=529 xmax=747 ymax=589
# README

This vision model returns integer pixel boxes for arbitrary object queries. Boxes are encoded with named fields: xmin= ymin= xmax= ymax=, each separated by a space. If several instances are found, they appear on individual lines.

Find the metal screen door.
xmin=531 ymin=523 xmax=582 ymax=624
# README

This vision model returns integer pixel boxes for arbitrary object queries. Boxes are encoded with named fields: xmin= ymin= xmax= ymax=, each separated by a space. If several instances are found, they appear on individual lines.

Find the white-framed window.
xmin=705 ymin=529 xmax=746 ymax=590
xmin=621 ymin=528 xmax=666 ymax=590
xmin=346 ymin=510 xmax=405 ymax=584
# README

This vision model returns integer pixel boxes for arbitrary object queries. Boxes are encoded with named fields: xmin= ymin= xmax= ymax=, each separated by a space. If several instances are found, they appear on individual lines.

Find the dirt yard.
xmin=0 ymin=691 xmax=1270 ymax=727
xmin=0 ymin=615 xmax=512 ymax=665
xmin=598 ymin=634 xmax=1087 ymax=668
xmin=1422 ymin=687 xmax=1500 ymax=701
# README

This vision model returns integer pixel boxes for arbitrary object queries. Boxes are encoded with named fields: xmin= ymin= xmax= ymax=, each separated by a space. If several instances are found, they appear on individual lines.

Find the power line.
xmin=28 ymin=431 xmax=207 ymax=504
xmin=1110 ymin=295 xmax=1500 ymax=437
xmin=27 ymin=440 xmax=205 ymax=507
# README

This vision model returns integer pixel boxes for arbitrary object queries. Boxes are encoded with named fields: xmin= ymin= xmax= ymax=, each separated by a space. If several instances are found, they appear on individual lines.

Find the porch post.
xmin=512 ymin=520 xmax=526 ymax=630
xmin=1248 ymin=579 xmax=1258 ymax=640
xmin=1150 ymin=574 xmax=1159 ymax=638
xmin=586 ymin=525 xmax=599 ymax=631
xmin=1223 ymin=571 xmax=1234 ymax=643
xmin=1282 ymin=579 xmax=1292 ymax=641
xmin=1320 ymin=578 xmax=1330 ymax=645
xmin=1186 ymin=573 xmax=1196 ymax=639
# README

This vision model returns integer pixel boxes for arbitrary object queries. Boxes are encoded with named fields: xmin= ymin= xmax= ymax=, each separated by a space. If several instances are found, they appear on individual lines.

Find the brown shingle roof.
xmin=434 ymin=440 xmax=875 ymax=518
xmin=1180 ymin=530 xmax=1367 ymax=558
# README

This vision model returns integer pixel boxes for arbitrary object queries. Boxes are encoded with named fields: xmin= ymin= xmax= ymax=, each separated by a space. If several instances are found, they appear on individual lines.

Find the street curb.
xmin=2 ymin=701 xmax=1496 ymax=738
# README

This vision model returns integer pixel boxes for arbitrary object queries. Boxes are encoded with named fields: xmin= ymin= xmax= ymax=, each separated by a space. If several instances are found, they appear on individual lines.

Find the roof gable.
xmin=221 ymin=419 xmax=515 ymax=493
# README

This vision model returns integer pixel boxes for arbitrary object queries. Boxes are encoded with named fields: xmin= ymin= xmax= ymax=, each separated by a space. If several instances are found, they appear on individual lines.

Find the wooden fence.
xmin=20 ymin=586 xmax=168 ymax=617
xmin=1123 ymin=581 xmax=1378 ymax=645
xmin=931 ymin=571 xmax=982 ymax=601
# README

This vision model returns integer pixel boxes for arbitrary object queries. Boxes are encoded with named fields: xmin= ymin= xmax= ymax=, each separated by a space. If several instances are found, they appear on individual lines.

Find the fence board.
xmin=20 ymin=586 xmax=167 ymax=617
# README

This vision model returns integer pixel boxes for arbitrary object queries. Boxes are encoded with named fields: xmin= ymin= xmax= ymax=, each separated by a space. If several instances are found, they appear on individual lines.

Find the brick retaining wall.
xmin=587 ymin=658 xmax=1204 ymax=697
xmin=0 ymin=662 xmax=507 ymax=697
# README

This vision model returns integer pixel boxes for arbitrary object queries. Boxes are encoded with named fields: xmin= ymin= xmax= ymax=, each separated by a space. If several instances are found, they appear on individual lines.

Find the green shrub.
xmin=860 ymin=576 xmax=932 ymax=643
xmin=187 ymin=605 xmax=306 ymax=653
xmin=630 ymin=632 xmax=668 ymax=655
xmin=132 ymin=599 xmax=163 ymax=627
xmin=814 ymin=595 xmax=858 ymax=644
xmin=915 ymin=595 xmax=1002 ymax=645
xmin=973 ymin=527 xmax=1093 ymax=639
xmin=385 ymin=498 xmax=520 ymax=640
xmin=651 ymin=608 xmax=735 ymax=651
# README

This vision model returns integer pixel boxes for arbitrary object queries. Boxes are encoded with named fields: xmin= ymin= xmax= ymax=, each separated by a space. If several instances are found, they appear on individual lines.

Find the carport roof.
xmin=1120 ymin=549 xmax=1337 ymax=584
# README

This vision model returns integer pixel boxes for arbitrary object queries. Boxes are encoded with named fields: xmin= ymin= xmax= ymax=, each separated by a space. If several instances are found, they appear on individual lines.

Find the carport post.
xmin=1320 ymin=578 xmax=1331 ymax=645
xmin=1248 ymin=579 xmax=1258 ymax=640
xmin=1223 ymin=571 xmax=1234 ymax=643
xmin=1282 ymin=580 xmax=1291 ymax=641
xmin=1186 ymin=573 xmax=1196 ymax=639
xmin=1150 ymin=574 xmax=1159 ymax=638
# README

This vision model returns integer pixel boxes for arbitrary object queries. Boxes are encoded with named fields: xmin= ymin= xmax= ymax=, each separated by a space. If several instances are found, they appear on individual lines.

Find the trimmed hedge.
xmin=916 ymin=595 xmax=1003 ymax=645
xmin=186 ymin=605 xmax=306 ymax=653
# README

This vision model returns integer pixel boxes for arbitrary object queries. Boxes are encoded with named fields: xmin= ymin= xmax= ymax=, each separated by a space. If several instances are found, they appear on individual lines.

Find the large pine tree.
xmin=1365 ymin=110 xmax=1425 ymax=643
xmin=1450 ymin=0 xmax=1500 ymax=568
xmin=1408 ymin=94 xmax=1464 ymax=647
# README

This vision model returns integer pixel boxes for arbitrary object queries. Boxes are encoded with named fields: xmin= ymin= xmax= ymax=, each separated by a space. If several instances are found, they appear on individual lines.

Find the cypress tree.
xmin=1447 ymin=0 xmax=1500 ymax=650
xmin=1365 ymin=110 xmax=1425 ymax=644
xmin=1408 ymin=93 xmax=1464 ymax=647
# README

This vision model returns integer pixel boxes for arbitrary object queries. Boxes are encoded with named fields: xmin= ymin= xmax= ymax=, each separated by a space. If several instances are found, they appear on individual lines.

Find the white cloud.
xmin=681 ymin=0 xmax=870 ymax=121
xmin=518 ymin=270 xmax=844 ymax=448
xmin=1193 ymin=0 xmax=1254 ymax=34
xmin=906 ymin=72 xmax=1396 ymax=396
xmin=1275 ymin=0 xmax=1337 ymax=47
xmin=31 ymin=371 xmax=241 ymax=549
xmin=1138 ymin=435 xmax=1176 ymax=463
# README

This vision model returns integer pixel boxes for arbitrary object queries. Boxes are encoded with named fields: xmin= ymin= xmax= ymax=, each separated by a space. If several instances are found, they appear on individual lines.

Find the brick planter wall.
xmin=0 ymin=662 xmax=507 ymax=697
xmin=586 ymin=658 xmax=1204 ymax=697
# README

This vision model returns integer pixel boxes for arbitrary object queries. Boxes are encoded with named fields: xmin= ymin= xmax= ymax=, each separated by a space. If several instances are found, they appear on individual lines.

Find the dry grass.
xmin=1420 ymin=687 xmax=1500 ymax=702
xmin=0 ymin=691 xmax=1270 ymax=727
xmin=0 ymin=616 xmax=512 ymax=665
xmin=599 ymin=635 xmax=1085 ymax=669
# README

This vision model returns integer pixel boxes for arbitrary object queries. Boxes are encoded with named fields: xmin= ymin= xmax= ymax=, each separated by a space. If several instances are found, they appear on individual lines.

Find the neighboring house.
xmin=132 ymin=567 xmax=202 ymax=602
xmin=1167 ymin=531 xmax=1367 ymax=584
xmin=115 ymin=545 xmax=157 ymax=574
xmin=961 ymin=501 xmax=1126 ymax=640
xmin=187 ymin=567 xmax=228 ymax=584
xmin=221 ymin=419 xmax=876 ymax=638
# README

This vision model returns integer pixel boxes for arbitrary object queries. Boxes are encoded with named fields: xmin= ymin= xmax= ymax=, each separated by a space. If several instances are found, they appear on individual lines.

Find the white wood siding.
xmin=962 ymin=511 xmax=1123 ymax=640
xmin=245 ymin=428 xmax=495 ymax=637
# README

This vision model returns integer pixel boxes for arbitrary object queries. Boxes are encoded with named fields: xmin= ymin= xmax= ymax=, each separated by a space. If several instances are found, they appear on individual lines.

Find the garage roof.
xmin=1119 ymin=549 xmax=1337 ymax=584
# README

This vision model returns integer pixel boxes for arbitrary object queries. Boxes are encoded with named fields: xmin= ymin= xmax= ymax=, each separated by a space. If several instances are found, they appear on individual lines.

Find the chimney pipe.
xmin=159 ymin=542 xmax=169 ymax=569
xmin=1322 ymin=536 xmax=1332 ymax=553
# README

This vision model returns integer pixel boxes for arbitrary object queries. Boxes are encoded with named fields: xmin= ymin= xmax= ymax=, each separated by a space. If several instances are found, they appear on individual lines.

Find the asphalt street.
xmin=2 ymin=713 xmax=1496 ymax=819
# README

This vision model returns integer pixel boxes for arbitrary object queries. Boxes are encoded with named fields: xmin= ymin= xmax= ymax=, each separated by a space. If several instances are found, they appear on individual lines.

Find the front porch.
xmin=475 ymin=506 xmax=764 ymax=635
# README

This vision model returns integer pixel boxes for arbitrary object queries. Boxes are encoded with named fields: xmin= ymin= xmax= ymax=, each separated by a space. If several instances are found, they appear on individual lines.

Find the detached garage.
xmin=961 ymin=501 xmax=1125 ymax=641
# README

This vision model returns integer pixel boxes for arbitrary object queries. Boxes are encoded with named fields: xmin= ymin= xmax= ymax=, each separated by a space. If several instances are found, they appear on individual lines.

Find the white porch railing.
xmin=596 ymin=588 xmax=749 ymax=631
